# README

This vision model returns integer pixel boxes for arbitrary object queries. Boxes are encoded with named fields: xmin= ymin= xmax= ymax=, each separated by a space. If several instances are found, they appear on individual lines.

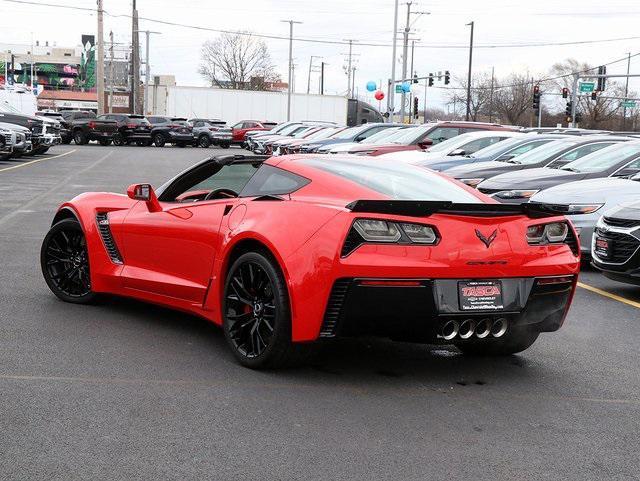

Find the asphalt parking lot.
xmin=1 ymin=145 xmax=640 ymax=481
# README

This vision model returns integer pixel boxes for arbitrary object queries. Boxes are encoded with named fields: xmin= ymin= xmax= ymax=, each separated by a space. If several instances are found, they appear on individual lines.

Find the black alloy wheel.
xmin=198 ymin=135 xmax=211 ymax=148
xmin=74 ymin=130 xmax=88 ymax=145
xmin=223 ymin=251 xmax=311 ymax=369
xmin=153 ymin=133 xmax=166 ymax=147
xmin=40 ymin=218 xmax=96 ymax=304
xmin=112 ymin=133 xmax=125 ymax=146
xmin=220 ymin=142 xmax=231 ymax=149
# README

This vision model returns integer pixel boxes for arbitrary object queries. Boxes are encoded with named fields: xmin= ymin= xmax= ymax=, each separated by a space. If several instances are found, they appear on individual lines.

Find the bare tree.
xmin=198 ymin=32 xmax=280 ymax=90
xmin=444 ymin=73 xmax=493 ymax=122
xmin=491 ymin=73 xmax=536 ymax=126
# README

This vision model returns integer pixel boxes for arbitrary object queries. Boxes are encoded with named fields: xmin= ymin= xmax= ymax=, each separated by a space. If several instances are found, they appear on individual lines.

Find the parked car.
xmin=251 ymin=124 xmax=315 ymax=154
xmin=228 ymin=120 xmax=277 ymax=145
xmin=477 ymin=141 xmax=640 ymax=202
xmin=0 ymin=123 xmax=16 ymax=159
xmin=310 ymin=123 xmax=406 ymax=153
xmin=279 ymin=127 xmax=347 ymax=155
xmin=37 ymin=111 xmax=71 ymax=144
xmin=445 ymin=136 xmax=628 ymax=188
xmin=529 ymin=174 xmax=640 ymax=257
xmin=147 ymin=116 xmax=194 ymax=147
xmin=97 ymin=114 xmax=152 ymax=146
xmin=40 ymin=154 xmax=579 ymax=368
xmin=379 ymin=131 xmax=522 ymax=163
xmin=271 ymin=126 xmax=337 ymax=155
xmin=325 ymin=126 xmax=416 ymax=154
xmin=264 ymin=125 xmax=337 ymax=154
xmin=244 ymin=121 xmax=302 ymax=150
xmin=342 ymin=121 xmax=517 ymax=156
xmin=0 ymin=122 xmax=32 ymax=157
xmin=59 ymin=110 xmax=118 ymax=146
xmin=189 ymin=118 xmax=228 ymax=148
xmin=413 ymin=133 xmax=567 ymax=172
xmin=0 ymin=104 xmax=48 ymax=153
xmin=592 ymin=199 xmax=640 ymax=285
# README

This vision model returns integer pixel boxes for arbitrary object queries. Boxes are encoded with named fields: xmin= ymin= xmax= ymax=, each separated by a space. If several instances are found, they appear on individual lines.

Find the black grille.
xmin=319 ymin=279 xmax=351 ymax=338
xmin=603 ymin=217 xmax=640 ymax=229
xmin=341 ymin=228 xmax=364 ymax=257
xmin=96 ymin=213 xmax=123 ymax=264
xmin=595 ymin=229 xmax=640 ymax=264
xmin=31 ymin=124 xmax=44 ymax=135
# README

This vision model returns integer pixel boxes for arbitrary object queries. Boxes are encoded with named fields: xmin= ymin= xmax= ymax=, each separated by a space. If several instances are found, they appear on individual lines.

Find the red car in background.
xmin=346 ymin=121 xmax=518 ymax=156
xmin=229 ymin=120 xmax=277 ymax=144
xmin=41 ymin=154 xmax=578 ymax=369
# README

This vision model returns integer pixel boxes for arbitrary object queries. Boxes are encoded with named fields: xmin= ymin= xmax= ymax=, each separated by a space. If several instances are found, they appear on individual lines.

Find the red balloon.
xmin=374 ymin=90 xmax=385 ymax=100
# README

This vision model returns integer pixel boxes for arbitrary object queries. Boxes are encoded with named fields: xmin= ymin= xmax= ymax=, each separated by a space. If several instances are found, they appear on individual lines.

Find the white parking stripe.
xmin=0 ymin=149 xmax=76 ymax=173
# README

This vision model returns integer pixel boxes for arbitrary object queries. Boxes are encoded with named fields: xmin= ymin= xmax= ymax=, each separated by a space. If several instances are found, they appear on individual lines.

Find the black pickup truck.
xmin=59 ymin=110 xmax=118 ymax=146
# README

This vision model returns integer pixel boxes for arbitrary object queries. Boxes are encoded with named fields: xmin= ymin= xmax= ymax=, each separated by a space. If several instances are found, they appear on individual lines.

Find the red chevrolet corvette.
xmin=41 ymin=154 xmax=580 ymax=368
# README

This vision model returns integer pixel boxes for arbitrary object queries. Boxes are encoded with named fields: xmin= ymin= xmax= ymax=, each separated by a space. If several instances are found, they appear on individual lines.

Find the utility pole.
xmin=96 ymin=0 xmax=105 ymax=114
xmin=351 ymin=66 xmax=357 ymax=99
xmin=388 ymin=0 xmax=399 ymax=121
xmin=306 ymin=55 xmax=321 ymax=94
xmin=409 ymin=40 xmax=415 ymax=123
xmin=465 ymin=20 xmax=474 ymax=121
xmin=342 ymin=39 xmax=358 ymax=98
xmin=281 ymin=20 xmax=302 ymax=121
xmin=623 ymin=52 xmax=631 ymax=130
xmin=400 ymin=1 xmax=412 ymax=122
xmin=423 ymin=78 xmax=427 ymax=123
xmin=136 ymin=30 xmax=161 ymax=115
xmin=488 ymin=66 xmax=494 ymax=122
xmin=319 ymin=62 xmax=325 ymax=95
xmin=30 ymin=32 xmax=34 ymax=89
xmin=131 ymin=0 xmax=140 ymax=114
xmin=108 ymin=30 xmax=114 ymax=113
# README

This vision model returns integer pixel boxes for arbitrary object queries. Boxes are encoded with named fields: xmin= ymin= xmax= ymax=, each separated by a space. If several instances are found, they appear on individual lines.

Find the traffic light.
xmin=565 ymin=101 xmax=572 ymax=116
xmin=413 ymin=73 xmax=418 ymax=84
xmin=532 ymin=85 xmax=541 ymax=110
xmin=597 ymin=65 xmax=607 ymax=91
xmin=562 ymin=87 xmax=569 ymax=99
xmin=591 ymin=91 xmax=597 ymax=101
xmin=444 ymin=70 xmax=450 ymax=85
xmin=428 ymin=73 xmax=434 ymax=87
xmin=413 ymin=96 xmax=419 ymax=118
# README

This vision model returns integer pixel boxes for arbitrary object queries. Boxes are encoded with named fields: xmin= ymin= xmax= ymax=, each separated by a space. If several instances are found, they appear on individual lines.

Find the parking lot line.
xmin=0 ymin=149 xmax=76 ymax=173
xmin=577 ymin=282 xmax=640 ymax=309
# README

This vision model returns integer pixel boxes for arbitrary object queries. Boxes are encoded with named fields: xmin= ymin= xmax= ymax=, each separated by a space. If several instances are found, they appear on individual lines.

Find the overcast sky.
xmin=2 ymin=0 xmax=640 ymax=111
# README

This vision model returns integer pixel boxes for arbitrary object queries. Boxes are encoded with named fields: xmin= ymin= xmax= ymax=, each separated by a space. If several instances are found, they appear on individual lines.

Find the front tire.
xmin=153 ymin=133 xmax=166 ymax=147
xmin=456 ymin=325 xmax=539 ymax=356
xmin=112 ymin=133 xmax=125 ymax=146
xmin=40 ymin=218 xmax=96 ymax=304
xmin=198 ymin=135 xmax=211 ymax=148
xmin=73 ymin=130 xmax=88 ymax=145
xmin=223 ymin=251 xmax=309 ymax=369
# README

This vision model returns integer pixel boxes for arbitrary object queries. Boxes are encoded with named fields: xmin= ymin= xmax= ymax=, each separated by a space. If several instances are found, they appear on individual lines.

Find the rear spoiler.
xmin=345 ymin=200 xmax=565 ymax=218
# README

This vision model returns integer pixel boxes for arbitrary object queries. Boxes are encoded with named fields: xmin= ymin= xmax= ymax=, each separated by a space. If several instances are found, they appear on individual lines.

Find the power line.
xmin=3 ymin=0 xmax=640 ymax=50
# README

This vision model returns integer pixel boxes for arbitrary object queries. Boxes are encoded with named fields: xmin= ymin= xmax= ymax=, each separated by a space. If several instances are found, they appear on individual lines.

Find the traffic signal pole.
xmin=570 ymin=73 xmax=579 ymax=127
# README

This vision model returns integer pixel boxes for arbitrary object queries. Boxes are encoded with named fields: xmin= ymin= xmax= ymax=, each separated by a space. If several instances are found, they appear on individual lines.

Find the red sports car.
xmin=41 ymin=154 xmax=580 ymax=369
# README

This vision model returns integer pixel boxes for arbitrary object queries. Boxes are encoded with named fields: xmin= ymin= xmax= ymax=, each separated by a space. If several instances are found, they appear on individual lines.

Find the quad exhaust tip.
xmin=440 ymin=318 xmax=508 ymax=340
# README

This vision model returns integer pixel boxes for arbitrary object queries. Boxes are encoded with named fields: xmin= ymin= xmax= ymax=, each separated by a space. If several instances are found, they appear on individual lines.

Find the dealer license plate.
xmin=594 ymin=237 xmax=611 ymax=259
xmin=458 ymin=280 xmax=504 ymax=311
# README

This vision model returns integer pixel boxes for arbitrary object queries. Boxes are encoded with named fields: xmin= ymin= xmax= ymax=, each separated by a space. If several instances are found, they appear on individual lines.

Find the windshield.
xmin=510 ymin=139 xmax=579 ymax=165
xmin=391 ymin=125 xmax=433 ymax=144
xmin=293 ymin=127 xmax=318 ymax=138
xmin=426 ymin=132 xmax=477 ymax=153
xmin=562 ymin=143 xmax=640 ymax=173
xmin=360 ymin=127 xmax=404 ymax=144
xmin=334 ymin=125 xmax=367 ymax=139
xmin=278 ymin=124 xmax=304 ymax=135
xmin=300 ymin=157 xmax=481 ymax=202
xmin=304 ymin=127 xmax=339 ymax=140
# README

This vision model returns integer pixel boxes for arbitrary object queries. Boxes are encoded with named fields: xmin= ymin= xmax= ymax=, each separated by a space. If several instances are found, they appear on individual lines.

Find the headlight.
xmin=494 ymin=189 xmax=539 ymax=200
xmin=526 ymin=221 xmax=569 ymax=245
xmin=459 ymin=178 xmax=485 ymax=188
xmin=565 ymin=203 xmax=603 ymax=214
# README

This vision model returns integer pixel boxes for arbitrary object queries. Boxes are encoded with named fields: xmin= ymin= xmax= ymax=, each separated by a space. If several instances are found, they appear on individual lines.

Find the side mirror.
xmin=448 ymin=148 xmax=465 ymax=156
xmin=417 ymin=139 xmax=433 ymax=150
xmin=127 ymin=183 xmax=161 ymax=212
xmin=354 ymin=135 xmax=365 ymax=142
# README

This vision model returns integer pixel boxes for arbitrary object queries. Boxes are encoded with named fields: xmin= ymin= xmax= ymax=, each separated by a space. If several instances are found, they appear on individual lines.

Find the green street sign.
xmin=621 ymin=101 xmax=636 ymax=108
xmin=579 ymin=82 xmax=595 ymax=93
xmin=395 ymin=84 xmax=403 ymax=93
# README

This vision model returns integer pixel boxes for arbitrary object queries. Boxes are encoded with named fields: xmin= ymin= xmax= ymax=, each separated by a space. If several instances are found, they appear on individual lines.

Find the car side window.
xmin=240 ymin=165 xmax=310 ymax=197
xmin=194 ymin=121 xmax=203 ymax=128
xmin=614 ymin=157 xmax=640 ymax=177
xmin=557 ymin=142 xmax=615 ymax=161
xmin=243 ymin=122 xmax=258 ymax=129
xmin=427 ymin=127 xmax=459 ymax=144
xmin=232 ymin=122 xmax=243 ymax=129
xmin=506 ymin=140 xmax=549 ymax=156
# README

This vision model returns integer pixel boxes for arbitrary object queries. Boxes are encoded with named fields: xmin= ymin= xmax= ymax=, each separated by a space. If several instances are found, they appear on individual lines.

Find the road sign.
xmin=621 ymin=101 xmax=636 ymax=108
xmin=579 ymin=82 xmax=595 ymax=93
xmin=395 ymin=84 xmax=403 ymax=94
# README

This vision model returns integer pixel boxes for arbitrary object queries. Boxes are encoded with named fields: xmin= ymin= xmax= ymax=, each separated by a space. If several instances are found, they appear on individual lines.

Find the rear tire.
xmin=456 ymin=325 xmax=539 ymax=356
xmin=73 ymin=130 xmax=88 ymax=145
xmin=112 ymin=133 xmax=125 ymax=146
xmin=40 ymin=218 xmax=96 ymax=304
xmin=220 ymin=142 xmax=231 ymax=149
xmin=223 ymin=251 xmax=313 ymax=369
xmin=153 ymin=133 xmax=166 ymax=147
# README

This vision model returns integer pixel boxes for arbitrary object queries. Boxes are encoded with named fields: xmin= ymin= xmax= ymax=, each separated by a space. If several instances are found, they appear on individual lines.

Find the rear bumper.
xmin=318 ymin=276 xmax=576 ymax=342
xmin=167 ymin=132 xmax=194 ymax=142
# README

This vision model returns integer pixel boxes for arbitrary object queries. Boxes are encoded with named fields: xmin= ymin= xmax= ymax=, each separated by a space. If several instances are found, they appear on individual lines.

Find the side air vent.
xmin=96 ymin=213 xmax=123 ymax=264
xmin=319 ymin=279 xmax=351 ymax=338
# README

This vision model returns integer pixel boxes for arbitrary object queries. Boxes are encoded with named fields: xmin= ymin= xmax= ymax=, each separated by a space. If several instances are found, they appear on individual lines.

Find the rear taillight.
xmin=209 ymin=127 xmax=219 ymax=131
xmin=342 ymin=219 xmax=439 ymax=257
xmin=88 ymin=121 xmax=96 ymax=129
xmin=126 ymin=123 xmax=136 ymax=128
xmin=526 ymin=221 xmax=579 ymax=256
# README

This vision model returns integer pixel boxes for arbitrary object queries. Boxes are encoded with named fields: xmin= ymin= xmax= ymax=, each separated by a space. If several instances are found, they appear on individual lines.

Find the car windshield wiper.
xmin=560 ymin=166 xmax=580 ymax=172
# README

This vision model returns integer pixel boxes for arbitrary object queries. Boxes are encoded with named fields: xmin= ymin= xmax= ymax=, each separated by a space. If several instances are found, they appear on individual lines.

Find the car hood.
xmin=478 ymin=167 xmax=588 ymax=190
xmin=445 ymin=160 xmax=526 ymax=179
xmin=330 ymin=142 xmax=362 ymax=152
xmin=531 ymin=177 xmax=640 ymax=205
xmin=419 ymin=156 xmax=482 ymax=172
xmin=0 ymin=122 xmax=30 ymax=133
xmin=605 ymin=201 xmax=640 ymax=221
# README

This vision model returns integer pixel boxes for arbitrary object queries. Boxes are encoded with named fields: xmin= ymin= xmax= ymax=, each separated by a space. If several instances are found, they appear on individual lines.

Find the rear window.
xmin=300 ymin=157 xmax=481 ymax=202
xmin=127 ymin=117 xmax=149 ymax=125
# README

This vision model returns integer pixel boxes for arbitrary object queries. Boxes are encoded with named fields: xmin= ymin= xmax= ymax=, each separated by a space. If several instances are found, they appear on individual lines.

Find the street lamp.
xmin=281 ymin=20 xmax=303 ymax=121
xmin=465 ymin=21 xmax=474 ymax=121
